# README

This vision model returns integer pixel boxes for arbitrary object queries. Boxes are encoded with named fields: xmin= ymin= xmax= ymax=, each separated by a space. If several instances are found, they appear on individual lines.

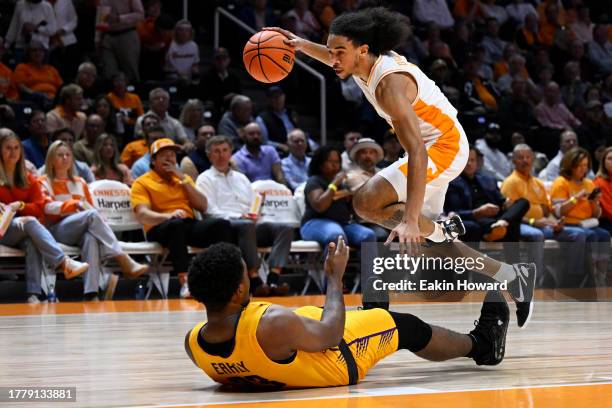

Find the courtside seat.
xmin=119 ymin=241 xmax=165 ymax=255
xmin=0 ymin=244 xmax=25 ymax=257
xmin=290 ymin=240 xmax=323 ymax=252
xmin=187 ymin=246 xmax=205 ymax=254
xmin=58 ymin=243 xmax=81 ymax=256
xmin=258 ymin=240 xmax=322 ymax=254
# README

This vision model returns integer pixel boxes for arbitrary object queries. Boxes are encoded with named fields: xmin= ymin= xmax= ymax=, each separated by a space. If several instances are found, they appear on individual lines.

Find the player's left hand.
xmin=385 ymin=218 xmax=421 ymax=256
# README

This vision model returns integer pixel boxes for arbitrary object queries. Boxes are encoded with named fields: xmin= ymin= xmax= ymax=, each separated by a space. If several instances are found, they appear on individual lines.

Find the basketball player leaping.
xmin=265 ymin=7 xmax=535 ymax=328
xmin=185 ymin=239 xmax=509 ymax=389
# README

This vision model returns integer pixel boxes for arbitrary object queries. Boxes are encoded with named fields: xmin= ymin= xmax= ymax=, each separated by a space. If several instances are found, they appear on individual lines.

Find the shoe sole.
xmin=483 ymin=226 xmax=507 ymax=242
xmin=494 ymin=312 xmax=509 ymax=364
xmin=477 ymin=291 xmax=510 ymax=365
xmin=489 ymin=291 xmax=509 ymax=365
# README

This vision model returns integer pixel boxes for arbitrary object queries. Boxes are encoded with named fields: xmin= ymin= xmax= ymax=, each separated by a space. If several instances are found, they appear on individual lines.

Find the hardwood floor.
xmin=0 ymin=296 xmax=611 ymax=407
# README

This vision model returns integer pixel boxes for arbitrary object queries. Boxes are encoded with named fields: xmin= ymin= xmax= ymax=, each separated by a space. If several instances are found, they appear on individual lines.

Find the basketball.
xmin=243 ymin=30 xmax=295 ymax=83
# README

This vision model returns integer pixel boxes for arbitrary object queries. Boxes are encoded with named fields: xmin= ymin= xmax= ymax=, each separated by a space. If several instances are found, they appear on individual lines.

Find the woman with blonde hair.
xmin=91 ymin=134 xmax=132 ymax=185
xmin=594 ymin=146 xmax=612 ymax=234
xmin=0 ymin=129 xmax=88 ymax=303
xmin=551 ymin=147 xmax=610 ymax=286
xmin=179 ymin=99 xmax=205 ymax=142
xmin=40 ymin=140 xmax=148 ymax=300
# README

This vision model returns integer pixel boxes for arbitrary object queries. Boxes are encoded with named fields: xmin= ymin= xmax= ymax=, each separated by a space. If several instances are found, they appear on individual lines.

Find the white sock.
xmin=426 ymin=222 xmax=446 ymax=243
xmin=493 ymin=263 xmax=516 ymax=283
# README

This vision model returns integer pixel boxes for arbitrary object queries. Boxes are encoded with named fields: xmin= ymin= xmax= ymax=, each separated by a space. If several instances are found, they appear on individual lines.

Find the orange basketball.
xmin=243 ymin=30 xmax=295 ymax=83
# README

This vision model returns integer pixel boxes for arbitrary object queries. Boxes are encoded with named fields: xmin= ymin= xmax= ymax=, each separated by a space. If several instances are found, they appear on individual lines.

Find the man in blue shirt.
xmin=256 ymin=86 xmax=296 ymax=153
xmin=281 ymin=129 xmax=311 ymax=191
xmin=232 ymin=122 xmax=288 ymax=186
xmin=22 ymin=110 xmax=49 ymax=168
xmin=131 ymin=126 xmax=166 ymax=180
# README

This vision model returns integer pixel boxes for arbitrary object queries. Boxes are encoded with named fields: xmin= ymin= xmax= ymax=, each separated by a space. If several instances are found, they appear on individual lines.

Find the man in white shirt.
xmin=5 ymin=0 xmax=57 ymax=53
xmin=164 ymin=19 xmax=199 ymax=80
xmin=196 ymin=135 xmax=293 ymax=296
xmin=475 ymin=123 xmax=512 ymax=182
xmin=341 ymin=130 xmax=361 ymax=172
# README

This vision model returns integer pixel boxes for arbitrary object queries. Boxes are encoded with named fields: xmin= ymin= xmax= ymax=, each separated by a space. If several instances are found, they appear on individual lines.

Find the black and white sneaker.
xmin=507 ymin=263 xmax=536 ymax=329
xmin=469 ymin=290 xmax=509 ymax=366
xmin=437 ymin=214 xmax=466 ymax=242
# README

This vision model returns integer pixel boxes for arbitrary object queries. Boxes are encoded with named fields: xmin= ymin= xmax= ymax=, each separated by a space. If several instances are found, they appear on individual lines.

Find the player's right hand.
xmin=262 ymin=27 xmax=304 ymax=51
xmin=473 ymin=203 xmax=500 ymax=218
xmin=324 ymin=236 xmax=349 ymax=282
xmin=332 ymin=171 xmax=347 ymax=187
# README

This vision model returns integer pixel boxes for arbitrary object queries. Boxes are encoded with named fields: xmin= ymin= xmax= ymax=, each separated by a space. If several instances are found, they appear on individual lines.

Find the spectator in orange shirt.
xmin=0 ymin=40 xmax=18 ymax=102
xmin=130 ymin=138 xmax=234 ymax=298
xmin=516 ymin=12 xmax=543 ymax=51
xmin=91 ymin=133 xmax=132 ymax=185
xmin=550 ymin=147 xmax=609 ymax=286
xmin=107 ymin=72 xmax=144 ymax=140
xmin=12 ymin=41 xmax=62 ymax=109
xmin=0 ymin=129 xmax=89 ymax=303
xmin=120 ymin=113 xmax=159 ymax=168
xmin=538 ymin=1 xmax=571 ymax=48
xmin=40 ymin=140 xmax=149 ymax=300
xmin=107 ymin=72 xmax=144 ymax=124
xmin=594 ymin=147 xmax=612 ymax=234
xmin=46 ymin=84 xmax=87 ymax=139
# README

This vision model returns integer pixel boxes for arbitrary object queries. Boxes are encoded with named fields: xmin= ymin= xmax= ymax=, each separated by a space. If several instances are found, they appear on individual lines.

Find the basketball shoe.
xmin=468 ymin=290 xmax=509 ymax=366
xmin=437 ymin=214 xmax=466 ymax=242
xmin=507 ymin=263 xmax=536 ymax=329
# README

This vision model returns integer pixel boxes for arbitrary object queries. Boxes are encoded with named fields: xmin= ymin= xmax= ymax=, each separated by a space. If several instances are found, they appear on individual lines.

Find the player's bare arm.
xmin=257 ymin=237 xmax=349 ymax=359
xmin=263 ymin=27 xmax=333 ymax=67
xmin=375 ymin=73 xmax=428 ymax=251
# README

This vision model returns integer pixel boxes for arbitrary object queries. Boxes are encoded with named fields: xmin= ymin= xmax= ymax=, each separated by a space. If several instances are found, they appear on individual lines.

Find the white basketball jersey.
xmin=353 ymin=51 xmax=459 ymax=146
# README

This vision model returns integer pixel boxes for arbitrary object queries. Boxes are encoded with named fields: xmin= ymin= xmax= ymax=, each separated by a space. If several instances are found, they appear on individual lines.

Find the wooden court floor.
xmin=1 ymin=293 xmax=611 ymax=408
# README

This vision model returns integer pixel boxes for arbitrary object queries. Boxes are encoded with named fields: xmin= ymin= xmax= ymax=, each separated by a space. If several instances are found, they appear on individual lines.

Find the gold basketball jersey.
xmin=186 ymin=302 xmax=399 ymax=388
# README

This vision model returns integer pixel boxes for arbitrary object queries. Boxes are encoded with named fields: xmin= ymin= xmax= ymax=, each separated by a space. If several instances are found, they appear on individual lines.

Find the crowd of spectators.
xmin=0 ymin=0 xmax=611 ymax=302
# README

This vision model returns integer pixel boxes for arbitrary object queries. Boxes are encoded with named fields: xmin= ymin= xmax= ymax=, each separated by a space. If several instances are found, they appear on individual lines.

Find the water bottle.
xmin=135 ymin=283 xmax=146 ymax=300
xmin=47 ymin=285 xmax=58 ymax=303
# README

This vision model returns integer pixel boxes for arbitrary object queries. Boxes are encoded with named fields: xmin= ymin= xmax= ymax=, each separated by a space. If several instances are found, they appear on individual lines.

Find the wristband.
xmin=529 ymin=218 xmax=535 ymax=226
xmin=328 ymin=183 xmax=338 ymax=192
xmin=570 ymin=197 xmax=577 ymax=204
xmin=180 ymin=176 xmax=194 ymax=186
xmin=18 ymin=201 xmax=26 ymax=211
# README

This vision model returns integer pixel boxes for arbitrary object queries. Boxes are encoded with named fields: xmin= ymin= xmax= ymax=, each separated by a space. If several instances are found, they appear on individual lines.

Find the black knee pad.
xmin=388 ymin=311 xmax=433 ymax=353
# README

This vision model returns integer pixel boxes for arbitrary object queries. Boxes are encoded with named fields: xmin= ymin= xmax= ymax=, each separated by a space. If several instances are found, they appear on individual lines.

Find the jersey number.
xmin=228 ymin=375 xmax=285 ymax=389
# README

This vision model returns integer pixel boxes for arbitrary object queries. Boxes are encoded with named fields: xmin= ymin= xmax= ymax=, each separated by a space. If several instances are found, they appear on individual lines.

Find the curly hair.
xmin=308 ymin=144 xmax=343 ymax=177
xmin=329 ymin=7 xmax=411 ymax=56
xmin=188 ymin=243 xmax=245 ymax=310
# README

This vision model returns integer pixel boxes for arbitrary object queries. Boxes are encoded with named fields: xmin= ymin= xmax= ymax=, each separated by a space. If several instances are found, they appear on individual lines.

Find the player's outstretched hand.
xmin=385 ymin=219 xmax=421 ymax=256
xmin=324 ymin=236 xmax=349 ymax=282
xmin=262 ymin=27 xmax=305 ymax=51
